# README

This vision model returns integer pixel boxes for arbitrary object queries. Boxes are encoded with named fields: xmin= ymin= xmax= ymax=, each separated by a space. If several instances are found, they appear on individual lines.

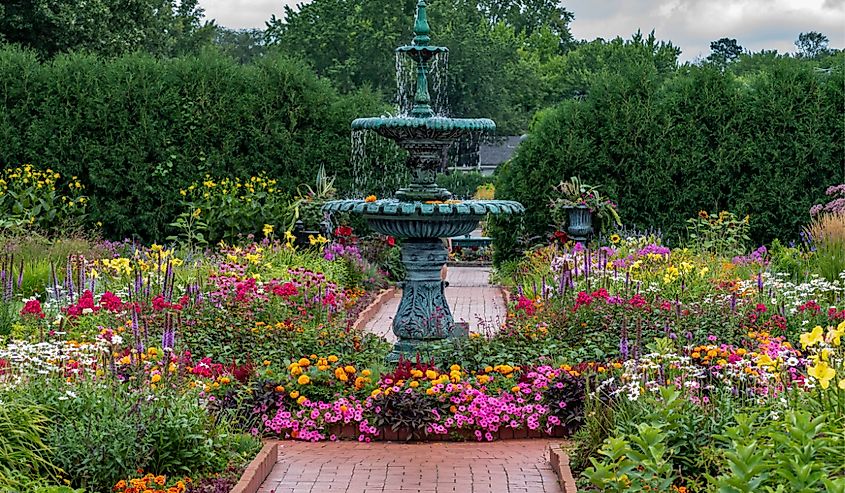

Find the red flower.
xmin=552 ymin=230 xmax=569 ymax=244
xmin=272 ymin=282 xmax=298 ymax=297
xmin=516 ymin=295 xmax=536 ymax=315
xmin=334 ymin=225 xmax=353 ymax=237
xmin=20 ymin=299 xmax=45 ymax=319
xmin=755 ymin=303 xmax=767 ymax=313
xmin=100 ymin=291 xmax=124 ymax=312
xmin=386 ymin=236 xmax=396 ymax=247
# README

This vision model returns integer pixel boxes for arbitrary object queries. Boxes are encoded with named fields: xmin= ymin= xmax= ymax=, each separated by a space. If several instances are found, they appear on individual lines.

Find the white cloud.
xmin=565 ymin=0 xmax=845 ymax=61
xmin=199 ymin=0 xmax=301 ymax=29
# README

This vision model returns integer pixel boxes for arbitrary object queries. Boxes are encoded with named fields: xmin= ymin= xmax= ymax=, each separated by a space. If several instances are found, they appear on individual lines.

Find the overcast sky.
xmin=199 ymin=0 xmax=845 ymax=61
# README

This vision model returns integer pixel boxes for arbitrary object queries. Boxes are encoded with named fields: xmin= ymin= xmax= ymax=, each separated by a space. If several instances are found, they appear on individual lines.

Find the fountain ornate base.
xmin=386 ymin=238 xmax=463 ymax=363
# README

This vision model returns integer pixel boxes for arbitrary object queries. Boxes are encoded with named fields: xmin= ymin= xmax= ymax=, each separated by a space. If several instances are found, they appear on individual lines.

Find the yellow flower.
xmin=298 ymin=358 xmax=310 ymax=367
xmin=756 ymin=354 xmax=775 ymax=367
xmin=425 ymin=369 xmax=438 ymax=380
xmin=289 ymin=390 xmax=300 ymax=399
xmin=328 ymin=355 xmax=339 ymax=363
xmin=151 ymin=374 xmax=162 ymax=384
xmin=296 ymin=396 xmax=307 ymax=405
xmin=827 ymin=323 xmax=845 ymax=347
xmin=808 ymin=361 xmax=836 ymax=389
xmin=297 ymin=375 xmax=310 ymax=385
xmin=308 ymin=234 xmax=328 ymax=245
xmin=409 ymin=381 xmax=419 ymax=388
xmin=192 ymin=208 xmax=202 ymax=219
xmin=263 ymin=224 xmax=274 ymax=237
xmin=344 ymin=365 xmax=356 ymax=374
xmin=364 ymin=195 xmax=377 ymax=203
xmin=609 ymin=234 xmax=621 ymax=244
xmin=839 ymin=379 xmax=845 ymax=390
xmin=800 ymin=326 xmax=825 ymax=349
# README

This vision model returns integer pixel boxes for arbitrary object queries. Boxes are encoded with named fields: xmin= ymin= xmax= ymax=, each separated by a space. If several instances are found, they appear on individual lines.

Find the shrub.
xmin=495 ymin=56 xmax=844 ymax=262
xmin=0 ymin=46 xmax=397 ymax=241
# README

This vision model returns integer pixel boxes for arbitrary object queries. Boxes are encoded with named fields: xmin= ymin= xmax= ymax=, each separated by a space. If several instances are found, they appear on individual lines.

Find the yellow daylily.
xmin=800 ymin=326 xmax=825 ymax=349
xmin=807 ymin=361 xmax=836 ymax=389
xmin=828 ymin=323 xmax=845 ymax=347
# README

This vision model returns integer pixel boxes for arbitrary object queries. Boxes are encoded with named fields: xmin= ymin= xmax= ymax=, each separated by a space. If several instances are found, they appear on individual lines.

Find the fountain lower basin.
xmin=324 ymin=199 xmax=523 ymax=238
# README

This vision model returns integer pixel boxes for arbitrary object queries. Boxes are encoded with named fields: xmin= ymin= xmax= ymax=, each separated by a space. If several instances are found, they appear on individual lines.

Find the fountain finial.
xmin=413 ymin=1 xmax=431 ymax=46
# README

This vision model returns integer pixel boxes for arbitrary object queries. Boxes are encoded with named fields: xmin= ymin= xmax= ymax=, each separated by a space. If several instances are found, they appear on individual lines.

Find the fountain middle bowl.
xmin=323 ymin=199 xmax=524 ymax=238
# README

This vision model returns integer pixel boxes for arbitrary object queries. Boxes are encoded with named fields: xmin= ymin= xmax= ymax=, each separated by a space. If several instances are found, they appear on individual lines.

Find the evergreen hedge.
xmin=0 ymin=46 xmax=388 ymax=240
xmin=495 ymin=56 xmax=845 ymax=263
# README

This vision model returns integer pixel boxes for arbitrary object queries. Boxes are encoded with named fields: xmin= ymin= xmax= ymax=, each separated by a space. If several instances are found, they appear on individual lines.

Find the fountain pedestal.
xmin=388 ymin=238 xmax=453 ymax=361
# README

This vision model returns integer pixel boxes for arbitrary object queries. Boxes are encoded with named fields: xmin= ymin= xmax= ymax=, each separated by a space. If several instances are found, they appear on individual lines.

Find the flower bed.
xmin=2 ymin=207 xmax=845 ymax=492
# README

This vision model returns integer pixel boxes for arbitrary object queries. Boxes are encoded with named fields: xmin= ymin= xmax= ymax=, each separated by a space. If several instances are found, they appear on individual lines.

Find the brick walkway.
xmin=258 ymin=440 xmax=562 ymax=493
xmin=365 ymin=267 xmax=507 ymax=341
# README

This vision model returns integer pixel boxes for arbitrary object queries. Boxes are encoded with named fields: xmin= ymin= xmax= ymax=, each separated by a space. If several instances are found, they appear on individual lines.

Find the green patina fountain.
xmin=324 ymin=0 xmax=524 ymax=362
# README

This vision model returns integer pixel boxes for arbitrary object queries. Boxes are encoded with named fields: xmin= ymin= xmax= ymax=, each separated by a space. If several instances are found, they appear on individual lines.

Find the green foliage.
xmin=267 ymin=0 xmax=574 ymax=134
xmin=584 ymin=423 xmax=677 ymax=492
xmin=436 ymin=172 xmax=494 ymax=200
xmin=0 ymin=46 xmax=391 ymax=241
xmin=710 ymin=411 xmax=845 ymax=493
xmin=0 ymin=396 xmax=61 ymax=490
xmin=22 ymin=380 xmax=232 ymax=491
xmin=176 ymin=174 xmax=291 ymax=245
xmin=0 ymin=0 xmax=214 ymax=58
xmin=0 ymin=165 xmax=87 ymax=234
xmin=496 ymin=51 xmax=845 ymax=262
xmin=686 ymin=210 xmax=750 ymax=256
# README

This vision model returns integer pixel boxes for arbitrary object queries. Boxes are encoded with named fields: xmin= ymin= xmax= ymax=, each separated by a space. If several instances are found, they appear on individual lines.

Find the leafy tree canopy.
xmin=0 ymin=0 xmax=214 ymax=58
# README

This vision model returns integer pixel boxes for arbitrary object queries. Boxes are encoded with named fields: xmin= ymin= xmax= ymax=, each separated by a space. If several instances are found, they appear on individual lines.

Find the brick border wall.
xmin=549 ymin=443 xmax=578 ymax=493
xmin=352 ymin=287 xmax=396 ymax=331
xmin=230 ymin=441 xmax=279 ymax=493
xmin=281 ymin=424 xmax=569 ymax=442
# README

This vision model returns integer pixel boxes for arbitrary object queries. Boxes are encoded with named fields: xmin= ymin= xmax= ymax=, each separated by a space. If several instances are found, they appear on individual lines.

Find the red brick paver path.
xmin=258 ymin=440 xmax=562 ymax=493
xmin=365 ymin=267 xmax=507 ymax=342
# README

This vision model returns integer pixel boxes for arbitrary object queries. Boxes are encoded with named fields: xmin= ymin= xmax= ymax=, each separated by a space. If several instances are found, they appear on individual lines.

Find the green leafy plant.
xmin=709 ymin=411 xmax=845 ymax=493
xmin=178 ymin=174 xmax=291 ymax=244
xmin=167 ymin=207 xmax=209 ymax=251
xmin=686 ymin=210 xmax=750 ymax=256
xmin=0 ymin=397 xmax=62 ymax=490
xmin=0 ymin=165 xmax=87 ymax=234
xmin=583 ymin=423 xmax=677 ymax=492
xmin=289 ymin=164 xmax=337 ymax=231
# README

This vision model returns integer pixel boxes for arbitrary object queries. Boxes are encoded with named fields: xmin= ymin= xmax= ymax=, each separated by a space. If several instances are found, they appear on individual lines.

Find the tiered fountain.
xmin=324 ymin=0 xmax=524 ymax=362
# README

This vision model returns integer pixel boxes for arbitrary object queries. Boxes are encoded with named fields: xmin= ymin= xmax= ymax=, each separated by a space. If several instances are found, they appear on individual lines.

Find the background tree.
xmin=706 ymin=37 xmax=744 ymax=66
xmin=266 ymin=0 xmax=574 ymax=133
xmin=213 ymin=27 xmax=266 ymax=63
xmin=0 ymin=0 xmax=215 ymax=58
xmin=795 ymin=31 xmax=830 ymax=58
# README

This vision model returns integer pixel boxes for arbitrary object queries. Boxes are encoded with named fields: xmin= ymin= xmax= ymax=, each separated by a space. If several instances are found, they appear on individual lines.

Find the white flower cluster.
xmin=0 ymin=339 xmax=109 ymax=386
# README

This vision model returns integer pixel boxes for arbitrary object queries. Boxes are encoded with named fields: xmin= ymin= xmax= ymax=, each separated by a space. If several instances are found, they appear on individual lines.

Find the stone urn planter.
xmin=565 ymin=206 xmax=593 ymax=245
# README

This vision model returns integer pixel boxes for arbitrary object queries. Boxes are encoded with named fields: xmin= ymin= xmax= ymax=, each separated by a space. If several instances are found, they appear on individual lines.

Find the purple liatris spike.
xmin=757 ymin=272 xmax=763 ymax=292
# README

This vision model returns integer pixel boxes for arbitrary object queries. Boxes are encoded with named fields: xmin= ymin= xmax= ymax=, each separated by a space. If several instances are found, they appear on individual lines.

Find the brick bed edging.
xmin=230 ymin=441 xmax=279 ymax=493
xmin=352 ymin=287 xmax=397 ymax=331
xmin=549 ymin=443 xmax=578 ymax=493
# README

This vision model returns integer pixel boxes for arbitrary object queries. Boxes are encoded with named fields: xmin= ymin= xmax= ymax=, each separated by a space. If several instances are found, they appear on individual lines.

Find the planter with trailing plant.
xmin=550 ymin=177 xmax=621 ymax=244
